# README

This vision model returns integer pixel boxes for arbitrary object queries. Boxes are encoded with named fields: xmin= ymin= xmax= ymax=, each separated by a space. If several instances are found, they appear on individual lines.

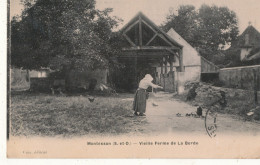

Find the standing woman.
xmin=133 ymin=74 xmax=163 ymax=116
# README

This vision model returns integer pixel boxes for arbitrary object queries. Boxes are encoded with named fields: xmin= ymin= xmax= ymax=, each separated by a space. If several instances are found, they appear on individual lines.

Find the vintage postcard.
xmin=7 ymin=0 xmax=260 ymax=158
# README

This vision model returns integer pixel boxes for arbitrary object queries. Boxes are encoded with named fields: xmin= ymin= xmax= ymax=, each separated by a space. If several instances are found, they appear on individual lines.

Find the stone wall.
xmin=175 ymin=66 xmax=200 ymax=94
xmin=176 ymin=72 xmax=185 ymax=94
xmin=219 ymin=65 xmax=260 ymax=91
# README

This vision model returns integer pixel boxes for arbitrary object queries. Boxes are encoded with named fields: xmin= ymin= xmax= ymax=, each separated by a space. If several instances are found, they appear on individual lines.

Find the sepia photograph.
xmin=6 ymin=0 xmax=260 ymax=158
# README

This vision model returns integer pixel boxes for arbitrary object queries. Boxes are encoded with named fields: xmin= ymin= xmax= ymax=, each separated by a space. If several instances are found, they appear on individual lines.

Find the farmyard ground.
xmin=10 ymin=91 xmax=260 ymax=138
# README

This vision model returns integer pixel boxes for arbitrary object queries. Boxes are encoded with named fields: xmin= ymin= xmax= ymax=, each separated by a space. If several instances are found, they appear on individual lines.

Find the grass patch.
xmin=10 ymin=92 xmax=148 ymax=137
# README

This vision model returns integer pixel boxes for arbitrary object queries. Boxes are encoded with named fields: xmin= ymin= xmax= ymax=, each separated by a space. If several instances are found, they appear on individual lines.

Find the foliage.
xmin=223 ymin=47 xmax=242 ymax=67
xmin=162 ymin=5 xmax=199 ymax=48
xmin=162 ymin=4 xmax=239 ymax=60
xmin=198 ymin=5 xmax=239 ymax=51
xmin=11 ymin=0 xmax=123 ymax=71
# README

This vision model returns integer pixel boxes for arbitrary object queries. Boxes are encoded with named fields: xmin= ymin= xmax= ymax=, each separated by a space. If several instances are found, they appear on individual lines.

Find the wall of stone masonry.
xmin=219 ymin=65 xmax=260 ymax=91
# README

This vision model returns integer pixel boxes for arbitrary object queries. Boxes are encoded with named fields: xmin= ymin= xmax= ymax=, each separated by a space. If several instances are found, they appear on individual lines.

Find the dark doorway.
xmin=113 ymin=57 xmax=159 ymax=93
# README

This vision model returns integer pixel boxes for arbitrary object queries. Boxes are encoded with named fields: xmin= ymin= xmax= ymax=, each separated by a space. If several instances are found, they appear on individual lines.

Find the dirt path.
xmin=132 ymin=92 xmax=260 ymax=137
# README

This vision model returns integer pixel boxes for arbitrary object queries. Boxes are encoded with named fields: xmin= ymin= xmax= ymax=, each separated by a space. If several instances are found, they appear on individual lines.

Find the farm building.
xmin=28 ymin=68 xmax=109 ymax=92
xmin=239 ymin=25 xmax=260 ymax=61
xmin=10 ymin=67 xmax=53 ymax=91
xmin=10 ymin=67 xmax=30 ymax=90
xmin=228 ymin=24 xmax=260 ymax=62
xmin=29 ymin=68 xmax=50 ymax=78
xmin=117 ymin=12 xmax=218 ymax=93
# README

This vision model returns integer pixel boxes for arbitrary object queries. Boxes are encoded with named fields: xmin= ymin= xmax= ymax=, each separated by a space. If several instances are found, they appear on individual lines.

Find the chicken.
xmin=152 ymin=103 xmax=158 ymax=107
xmin=88 ymin=97 xmax=95 ymax=102
xmin=197 ymin=106 xmax=203 ymax=117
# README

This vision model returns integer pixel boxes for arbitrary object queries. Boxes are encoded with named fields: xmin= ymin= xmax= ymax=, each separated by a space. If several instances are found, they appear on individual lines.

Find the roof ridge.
xmin=241 ymin=25 xmax=260 ymax=37
xmin=120 ymin=12 xmax=183 ymax=48
xmin=138 ymin=12 xmax=183 ymax=48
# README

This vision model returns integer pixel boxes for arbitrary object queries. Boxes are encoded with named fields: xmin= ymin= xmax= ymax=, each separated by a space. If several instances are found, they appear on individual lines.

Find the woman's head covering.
xmin=143 ymin=74 xmax=153 ymax=81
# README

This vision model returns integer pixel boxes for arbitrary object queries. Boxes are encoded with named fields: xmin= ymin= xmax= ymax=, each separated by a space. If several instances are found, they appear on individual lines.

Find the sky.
xmin=10 ymin=0 xmax=260 ymax=34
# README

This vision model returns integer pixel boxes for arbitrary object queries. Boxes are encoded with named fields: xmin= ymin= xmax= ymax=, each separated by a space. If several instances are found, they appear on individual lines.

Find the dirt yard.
xmin=146 ymin=92 xmax=260 ymax=137
xmin=10 ymin=91 xmax=260 ymax=137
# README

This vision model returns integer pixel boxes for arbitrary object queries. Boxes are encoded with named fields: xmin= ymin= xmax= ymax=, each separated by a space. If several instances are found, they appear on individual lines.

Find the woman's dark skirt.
xmin=133 ymin=88 xmax=147 ymax=113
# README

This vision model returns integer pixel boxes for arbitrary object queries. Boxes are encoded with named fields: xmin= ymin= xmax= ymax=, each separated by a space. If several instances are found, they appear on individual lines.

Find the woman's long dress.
xmin=133 ymin=88 xmax=147 ymax=113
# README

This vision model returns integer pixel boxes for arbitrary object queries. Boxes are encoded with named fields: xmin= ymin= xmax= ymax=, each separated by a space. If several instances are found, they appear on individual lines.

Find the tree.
xmin=162 ymin=4 xmax=239 ymax=60
xmin=198 ymin=5 xmax=239 ymax=54
xmin=162 ymin=5 xmax=200 ymax=48
xmin=11 ymin=0 xmax=122 ymax=71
